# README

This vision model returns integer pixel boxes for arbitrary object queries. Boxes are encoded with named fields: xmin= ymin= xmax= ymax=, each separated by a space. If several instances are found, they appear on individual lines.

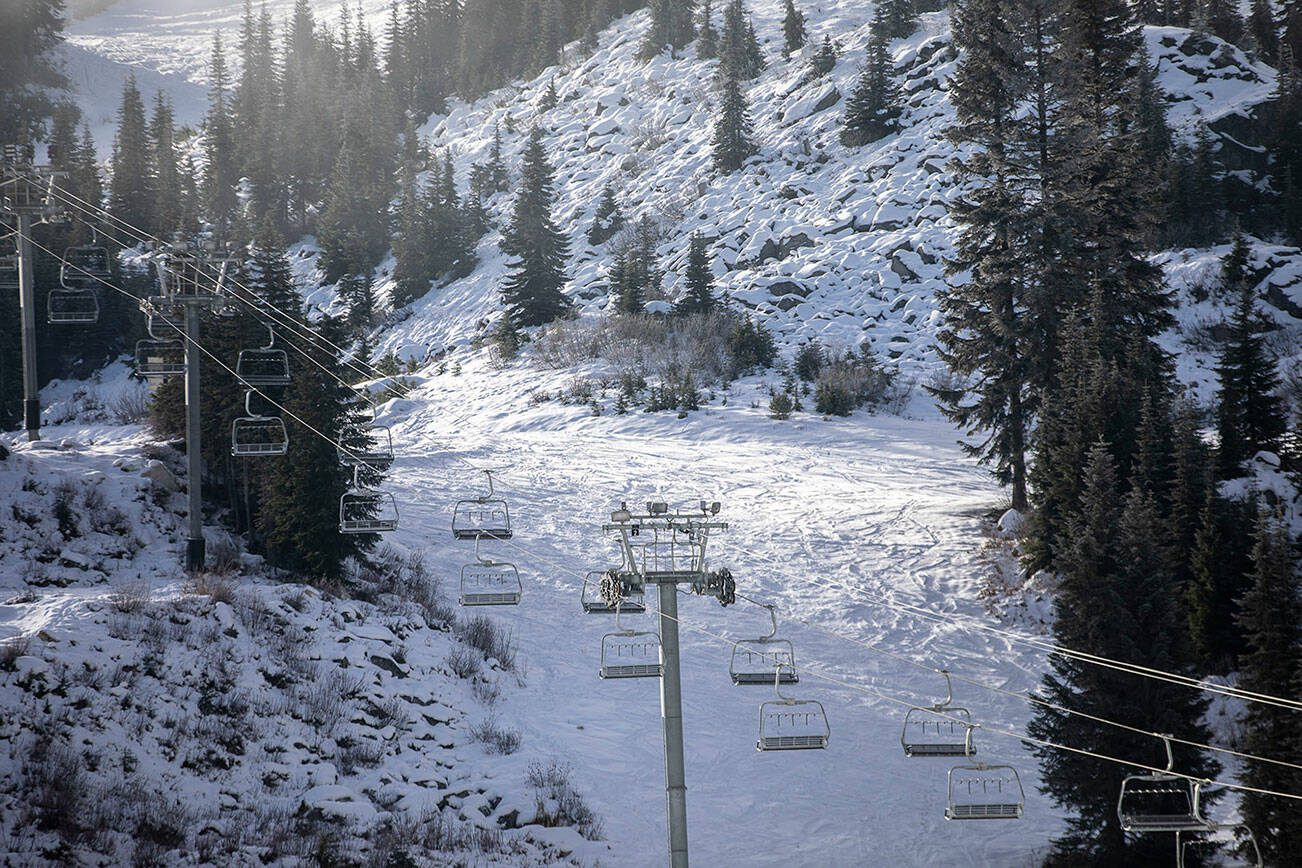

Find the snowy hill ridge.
xmin=351 ymin=6 xmax=1300 ymax=383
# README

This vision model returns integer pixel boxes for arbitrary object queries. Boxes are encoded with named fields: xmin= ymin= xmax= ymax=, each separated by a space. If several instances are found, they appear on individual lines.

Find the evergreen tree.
xmin=711 ymin=67 xmax=757 ymax=172
xmin=718 ymin=0 xmax=764 ymax=80
xmin=587 ymin=181 xmax=625 ymax=245
xmin=0 ymin=0 xmax=67 ymax=143
xmin=203 ymin=33 xmax=239 ymax=240
xmin=841 ymin=13 xmax=901 ymax=146
xmin=149 ymin=92 xmax=182 ymax=238
xmin=641 ymin=0 xmax=696 ymax=59
xmin=1215 ymin=252 xmax=1285 ymax=478
xmin=697 ymin=0 xmax=718 ymax=59
xmin=487 ymin=123 xmax=509 ymax=193
xmin=931 ymin=0 xmax=1034 ymax=509
xmin=675 ymin=232 xmax=716 ymax=315
xmin=500 ymin=127 xmax=572 ymax=327
xmin=1028 ymin=443 xmax=1219 ymax=864
xmin=1200 ymin=0 xmax=1245 ymax=45
xmin=782 ymin=0 xmax=806 ymax=56
xmin=109 ymin=75 xmax=154 ymax=236
xmin=1235 ymin=510 xmax=1302 ymax=866
xmin=610 ymin=215 xmax=663 ymax=314
xmin=878 ymin=0 xmax=919 ymax=39
xmin=1248 ymin=0 xmax=1281 ymax=62
xmin=809 ymin=35 xmax=837 ymax=77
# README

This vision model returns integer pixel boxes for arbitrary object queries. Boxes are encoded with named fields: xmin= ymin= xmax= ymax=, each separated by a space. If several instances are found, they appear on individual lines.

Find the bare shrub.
xmin=455 ymin=615 xmax=517 ymax=670
xmin=27 ymin=735 xmax=88 ymax=841
xmin=337 ymin=737 xmax=385 ymax=774
xmin=110 ymin=385 xmax=151 ymax=424
xmin=111 ymin=581 xmax=151 ymax=614
xmin=297 ymin=668 xmax=362 ymax=732
xmin=190 ymin=572 xmax=236 ymax=605
xmin=526 ymin=760 xmax=604 ymax=840
xmin=371 ymin=695 xmax=408 ymax=729
xmin=0 ymin=635 xmax=30 ymax=671
xmin=445 ymin=647 xmax=481 ymax=679
xmin=471 ymin=718 xmax=522 ymax=755
xmin=472 ymin=678 xmax=501 ymax=707
xmin=205 ymin=531 xmax=242 ymax=576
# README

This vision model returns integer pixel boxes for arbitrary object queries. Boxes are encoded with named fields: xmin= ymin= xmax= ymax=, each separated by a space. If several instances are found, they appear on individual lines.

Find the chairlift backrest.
xmin=47 ymin=288 xmax=99 ymax=324
xmin=231 ymin=392 xmax=288 ymax=457
xmin=452 ymin=470 xmax=512 ymax=540
xmin=599 ymin=607 xmax=662 ymax=678
xmin=338 ymin=466 xmax=398 ymax=533
xmin=1116 ymin=735 xmax=1210 ymax=833
xmin=1177 ymin=826 xmax=1262 ymax=868
xmin=135 ymin=339 xmax=185 ymax=378
xmin=236 ymin=327 xmax=290 ymax=387
xmin=901 ymin=671 xmax=976 ymax=757
xmin=60 ymin=245 xmax=111 ymax=290
xmin=945 ymin=763 xmax=1025 ymax=820
xmin=460 ymin=556 xmax=522 ymax=606
xmin=731 ymin=605 xmax=797 ymax=684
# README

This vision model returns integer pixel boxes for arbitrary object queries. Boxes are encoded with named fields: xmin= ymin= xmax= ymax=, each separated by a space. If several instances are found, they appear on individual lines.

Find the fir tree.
xmin=0 ymin=0 xmax=67 ymax=143
xmin=841 ymin=8 xmax=901 ymax=146
xmin=149 ymin=93 xmax=182 ymax=238
xmin=1215 ymin=255 xmax=1285 ymax=478
xmin=711 ymin=68 xmax=757 ymax=172
xmin=1200 ymin=0 xmax=1245 ymax=45
xmin=675 ymin=232 xmax=716 ymax=315
xmin=500 ymin=127 xmax=572 ymax=327
xmin=641 ymin=0 xmax=696 ymax=59
xmin=697 ymin=0 xmax=718 ymax=59
xmin=587 ymin=181 xmax=625 ymax=245
xmin=1235 ymin=510 xmax=1302 ymax=866
xmin=782 ymin=0 xmax=806 ymax=56
xmin=718 ymin=0 xmax=764 ymax=80
xmin=203 ymin=33 xmax=239 ymax=240
xmin=878 ymin=0 xmax=919 ymax=39
xmin=488 ymin=123 xmax=509 ymax=193
xmin=610 ymin=215 xmax=662 ymax=314
xmin=809 ymin=35 xmax=837 ymax=77
xmin=539 ymin=77 xmax=559 ymax=112
xmin=109 ymin=75 xmax=154 ymax=235
xmin=1248 ymin=0 xmax=1281 ymax=62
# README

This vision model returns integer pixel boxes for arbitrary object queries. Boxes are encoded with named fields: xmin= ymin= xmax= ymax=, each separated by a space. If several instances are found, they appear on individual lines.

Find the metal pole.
xmin=16 ymin=213 xmax=39 ymax=441
xmin=658 ymin=581 xmax=689 ymax=868
xmin=184 ymin=301 xmax=205 ymax=572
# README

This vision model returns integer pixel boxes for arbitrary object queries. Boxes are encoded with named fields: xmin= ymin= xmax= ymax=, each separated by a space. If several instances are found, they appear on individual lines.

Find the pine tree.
xmin=587 ymin=181 xmax=625 ymax=245
xmin=1248 ymin=0 xmax=1281 ymax=62
xmin=675 ymin=232 xmax=716 ymax=315
xmin=809 ymin=35 xmax=837 ymax=77
xmin=641 ymin=0 xmax=696 ymax=59
xmin=841 ymin=8 xmax=901 ymax=146
xmin=1028 ymin=443 xmax=1219 ymax=864
xmin=539 ymin=77 xmax=559 ymax=112
xmin=488 ymin=123 xmax=509 ymax=192
xmin=1236 ymin=509 xmax=1302 ymax=865
xmin=500 ymin=127 xmax=572 ymax=327
xmin=149 ymin=93 xmax=182 ymax=238
xmin=718 ymin=0 xmax=763 ymax=80
xmin=878 ymin=0 xmax=918 ymax=39
xmin=711 ymin=68 xmax=756 ymax=172
xmin=0 ymin=0 xmax=67 ymax=143
xmin=697 ymin=0 xmax=718 ymax=59
xmin=109 ymin=75 xmax=154 ymax=236
xmin=931 ymin=0 xmax=1034 ymax=510
xmin=203 ymin=33 xmax=239 ymax=240
xmin=610 ymin=215 xmax=662 ymax=314
xmin=782 ymin=0 xmax=806 ymax=56
xmin=1201 ymin=0 xmax=1245 ymax=45
xmin=1215 ymin=254 xmax=1285 ymax=478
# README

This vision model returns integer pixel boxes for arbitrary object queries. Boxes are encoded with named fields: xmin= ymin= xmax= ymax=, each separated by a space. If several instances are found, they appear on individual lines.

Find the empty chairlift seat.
xmin=581 ymin=570 xmax=646 ymax=614
xmin=946 ymin=763 xmax=1025 ymax=820
xmin=59 ymin=245 xmax=112 ymax=290
xmin=236 ymin=326 xmax=290 ymax=387
xmin=135 ymin=339 xmax=185 ymax=378
xmin=452 ymin=470 xmax=512 ymax=540
xmin=901 ymin=671 xmax=976 ymax=757
xmin=600 ymin=609 xmax=661 ymax=678
xmin=730 ymin=605 xmax=797 ymax=685
xmin=231 ymin=391 xmax=288 ymax=457
xmin=460 ymin=544 xmax=523 ymax=607
xmin=756 ymin=665 xmax=829 ymax=751
xmin=1178 ymin=826 xmax=1262 ymax=868
xmin=47 ymin=288 xmax=99 ymax=324
xmin=339 ymin=467 xmax=399 ymax=533
xmin=338 ymin=399 xmax=395 ymax=467
xmin=1117 ymin=736 xmax=1211 ymax=833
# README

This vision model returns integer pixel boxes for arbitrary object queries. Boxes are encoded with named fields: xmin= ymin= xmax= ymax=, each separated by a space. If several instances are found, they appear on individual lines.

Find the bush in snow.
xmin=813 ymin=347 xmax=896 ymax=417
xmin=470 ymin=717 xmax=522 ymax=754
xmin=455 ymin=614 xmax=517 ymax=671
xmin=526 ymin=760 xmax=604 ymax=840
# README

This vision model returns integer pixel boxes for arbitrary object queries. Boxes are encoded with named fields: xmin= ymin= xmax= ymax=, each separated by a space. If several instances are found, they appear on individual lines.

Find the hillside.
xmin=5 ymin=1 xmax=1300 ymax=865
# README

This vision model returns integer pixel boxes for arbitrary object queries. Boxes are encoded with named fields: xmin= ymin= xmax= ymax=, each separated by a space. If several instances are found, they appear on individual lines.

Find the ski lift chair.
xmin=599 ymin=607 xmax=662 ymax=678
xmin=1177 ymin=825 xmax=1262 ymax=868
xmin=756 ymin=664 xmax=829 ymax=750
xmin=1117 ymin=736 xmax=1212 ymax=833
xmin=338 ymin=398 xmax=395 ymax=467
xmin=901 ymin=671 xmax=977 ymax=757
xmin=730 ymin=604 xmax=797 ymax=684
xmin=452 ymin=469 xmax=512 ymax=540
xmin=582 ymin=569 xmax=646 ymax=614
xmin=0 ymin=258 xmax=17 ymax=291
xmin=231 ymin=391 xmax=288 ymax=457
xmin=135 ymin=339 xmax=185 ymax=378
xmin=236 ymin=326 xmax=290 ymax=387
xmin=59 ymin=244 xmax=111 ymax=290
xmin=339 ymin=465 xmax=399 ymax=533
xmin=47 ymin=288 xmax=99 ymax=323
xmin=459 ymin=536 xmax=522 ymax=606
xmin=945 ymin=762 xmax=1025 ymax=820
